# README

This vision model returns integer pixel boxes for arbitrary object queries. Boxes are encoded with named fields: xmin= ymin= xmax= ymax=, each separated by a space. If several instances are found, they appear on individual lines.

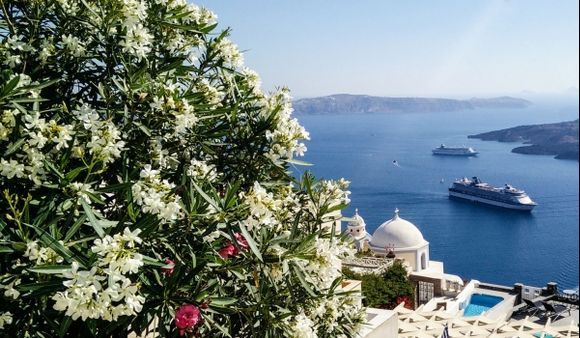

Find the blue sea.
xmin=294 ymin=99 xmax=579 ymax=290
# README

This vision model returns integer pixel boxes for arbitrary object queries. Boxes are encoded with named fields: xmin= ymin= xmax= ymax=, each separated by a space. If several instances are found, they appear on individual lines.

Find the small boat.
xmin=432 ymin=144 xmax=478 ymax=156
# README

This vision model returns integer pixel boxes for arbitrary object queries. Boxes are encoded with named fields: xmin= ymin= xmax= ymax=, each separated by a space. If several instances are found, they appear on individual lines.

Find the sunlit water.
xmin=294 ymin=101 xmax=579 ymax=290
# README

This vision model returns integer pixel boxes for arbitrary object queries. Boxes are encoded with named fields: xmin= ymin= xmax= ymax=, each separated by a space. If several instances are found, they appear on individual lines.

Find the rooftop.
xmin=393 ymin=294 xmax=579 ymax=337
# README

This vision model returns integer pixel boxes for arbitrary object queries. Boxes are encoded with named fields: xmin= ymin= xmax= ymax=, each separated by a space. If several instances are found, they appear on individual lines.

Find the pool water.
xmin=533 ymin=333 xmax=554 ymax=338
xmin=463 ymin=293 xmax=504 ymax=317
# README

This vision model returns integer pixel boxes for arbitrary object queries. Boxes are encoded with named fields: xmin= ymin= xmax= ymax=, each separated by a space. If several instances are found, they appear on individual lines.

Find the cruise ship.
xmin=449 ymin=177 xmax=537 ymax=211
xmin=432 ymin=144 xmax=478 ymax=156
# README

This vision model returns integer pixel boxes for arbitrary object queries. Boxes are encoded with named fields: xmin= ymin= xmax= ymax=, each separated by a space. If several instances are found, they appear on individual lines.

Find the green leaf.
xmin=191 ymin=181 xmax=220 ymax=211
xmin=291 ymin=262 xmax=316 ymax=297
xmin=203 ymin=316 xmax=232 ymax=337
xmin=81 ymin=200 xmax=105 ymax=238
xmin=142 ymin=255 xmax=164 ymax=267
xmin=18 ymin=280 xmax=63 ymax=292
xmin=18 ymin=78 xmax=60 ymax=92
xmin=223 ymin=181 xmax=240 ymax=209
xmin=58 ymin=317 xmax=72 ymax=338
xmin=238 ymin=223 xmax=263 ymax=262
xmin=209 ymin=297 xmax=237 ymax=307
xmin=64 ymin=166 xmax=86 ymax=182
xmin=97 ymin=182 xmax=132 ymax=193
xmin=326 ymin=202 xmax=348 ymax=214
xmin=0 ymin=75 xmax=20 ymax=98
xmin=44 ymin=160 xmax=65 ymax=180
xmin=0 ymin=217 xmax=7 ymax=234
xmin=195 ymin=291 xmax=209 ymax=302
xmin=11 ymin=241 xmax=26 ymax=251
xmin=0 ymin=246 xmax=14 ymax=253
xmin=28 ymin=264 xmax=71 ymax=274
xmin=3 ymin=138 xmax=25 ymax=156
xmin=84 ymin=191 xmax=105 ymax=205
xmin=64 ymin=214 xmax=87 ymax=241
xmin=284 ymin=158 xmax=313 ymax=166
xmin=25 ymin=223 xmax=79 ymax=265
xmin=133 ymin=121 xmax=151 ymax=136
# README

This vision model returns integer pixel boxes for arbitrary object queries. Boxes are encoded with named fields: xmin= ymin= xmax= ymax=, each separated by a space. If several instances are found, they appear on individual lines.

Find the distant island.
xmin=468 ymin=119 xmax=579 ymax=160
xmin=292 ymin=94 xmax=531 ymax=115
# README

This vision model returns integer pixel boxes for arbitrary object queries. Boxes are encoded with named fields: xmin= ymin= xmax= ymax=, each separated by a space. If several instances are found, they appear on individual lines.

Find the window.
xmin=418 ymin=280 xmax=434 ymax=305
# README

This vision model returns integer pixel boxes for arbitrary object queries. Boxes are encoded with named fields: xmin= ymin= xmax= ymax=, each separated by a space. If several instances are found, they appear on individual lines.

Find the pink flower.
xmin=162 ymin=258 xmax=175 ymax=276
xmin=175 ymin=304 xmax=201 ymax=336
xmin=218 ymin=243 xmax=236 ymax=258
xmin=218 ymin=233 xmax=249 ymax=259
xmin=234 ymin=232 xmax=249 ymax=250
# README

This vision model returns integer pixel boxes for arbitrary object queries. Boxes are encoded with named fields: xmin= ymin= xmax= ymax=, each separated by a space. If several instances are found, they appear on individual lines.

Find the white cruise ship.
xmin=432 ymin=144 xmax=478 ymax=156
xmin=449 ymin=177 xmax=537 ymax=211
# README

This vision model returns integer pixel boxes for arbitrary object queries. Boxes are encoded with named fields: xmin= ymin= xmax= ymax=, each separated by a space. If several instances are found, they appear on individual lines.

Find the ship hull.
xmin=432 ymin=151 xmax=478 ymax=156
xmin=449 ymin=191 xmax=536 ymax=211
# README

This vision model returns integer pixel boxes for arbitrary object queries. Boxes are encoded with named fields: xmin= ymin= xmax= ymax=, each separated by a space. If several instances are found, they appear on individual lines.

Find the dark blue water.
xmin=294 ymin=101 xmax=579 ymax=290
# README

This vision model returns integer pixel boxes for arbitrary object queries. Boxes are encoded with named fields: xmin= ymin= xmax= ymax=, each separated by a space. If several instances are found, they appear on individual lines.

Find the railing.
xmin=554 ymin=292 xmax=580 ymax=306
xmin=444 ymin=280 xmax=464 ymax=295
xmin=342 ymin=256 xmax=394 ymax=270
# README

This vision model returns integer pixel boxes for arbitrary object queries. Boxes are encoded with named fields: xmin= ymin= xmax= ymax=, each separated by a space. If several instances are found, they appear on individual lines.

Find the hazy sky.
xmin=195 ymin=1 xmax=579 ymax=98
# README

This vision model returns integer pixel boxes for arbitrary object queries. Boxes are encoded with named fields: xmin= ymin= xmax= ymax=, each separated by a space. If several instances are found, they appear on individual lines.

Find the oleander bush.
xmin=0 ymin=1 xmax=365 ymax=336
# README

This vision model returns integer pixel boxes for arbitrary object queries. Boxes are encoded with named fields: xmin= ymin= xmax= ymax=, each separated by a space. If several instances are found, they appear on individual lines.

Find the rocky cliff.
xmin=468 ymin=119 xmax=579 ymax=160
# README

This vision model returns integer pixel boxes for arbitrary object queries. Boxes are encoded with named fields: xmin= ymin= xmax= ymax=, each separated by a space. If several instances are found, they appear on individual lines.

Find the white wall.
xmin=358 ymin=308 xmax=398 ymax=338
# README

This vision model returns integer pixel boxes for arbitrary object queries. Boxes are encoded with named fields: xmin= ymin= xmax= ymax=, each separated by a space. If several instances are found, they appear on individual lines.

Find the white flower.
xmin=187 ymin=159 xmax=216 ymax=181
xmin=173 ymin=103 xmax=198 ymax=135
xmin=72 ymin=103 xmax=125 ymax=163
xmin=2 ymin=54 xmax=21 ymax=68
xmin=70 ymin=182 xmax=96 ymax=204
xmin=0 ymin=158 xmax=26 ymax=179
xmin=46 ymin=120 xmax=74 ymax=150
xmin=241 ymin=182 xmax=283 ymax=231
xmin=56 ymin=0 xmax=80 ymax=15
xmin=61 ymin=34 xmax=86 ymax=57
xmin=0 ymin=109 xmax=18 ymax=141
xmin=263 ymin=89 xmax=310 ymax=161
xmin=27 ymin=130 xmax=48 ymax=148
xmin=214 ymin=38 xmax=244 ymax=69
xmin=132 ymin=165 xmax=182 ymax=222
xmin=139 ymin=164 xmax=159 ymax=180
xmin=242 ymin=67 xmax=262 ymax=93
xmin=2 ymin=279 xmax=21 ymax=299
xmin=122 ymin=227 xmax=143 ymax=247
xmin=288 ymin=312 xmax=318 ymax=338
xmin=6 ymin=35 xmax=27 ymax=51
xmin=0 ymin=312 xmax=12 ymax=329
xmin=202 ymin=230 xmax=221 ymax=242
xmin=52 ymin=291 xmax=72 ymax=312
xmin=54 ymin=229 xmax=144 ymax=321
xmin=117 ymin=254 xmax=144 ymax=275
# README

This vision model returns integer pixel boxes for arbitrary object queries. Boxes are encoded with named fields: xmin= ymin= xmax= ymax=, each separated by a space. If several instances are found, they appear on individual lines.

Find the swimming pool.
xmin=463 ymin=293 xmax=504 ymax=317
xmin=533 ymin=333 xmax=554 ymax=338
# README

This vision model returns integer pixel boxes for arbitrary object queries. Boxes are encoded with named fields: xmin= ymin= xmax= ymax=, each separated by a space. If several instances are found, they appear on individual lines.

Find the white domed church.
xmin=368 ymin=208 xmax=430 ymax=272
xmin=345 ymin=208 xmax=464 ymax=302
xmin=345 ymin=209 xmax=372 ymax=251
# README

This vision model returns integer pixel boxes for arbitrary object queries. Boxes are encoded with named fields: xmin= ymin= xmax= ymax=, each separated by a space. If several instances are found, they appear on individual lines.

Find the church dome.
xmin=348 ymin=209 xmax=366 ymax=228
xmin=369 ymin=209 xmax=427 ymax=250
xmin=346 ymin=209 xmax=370 ymax=241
